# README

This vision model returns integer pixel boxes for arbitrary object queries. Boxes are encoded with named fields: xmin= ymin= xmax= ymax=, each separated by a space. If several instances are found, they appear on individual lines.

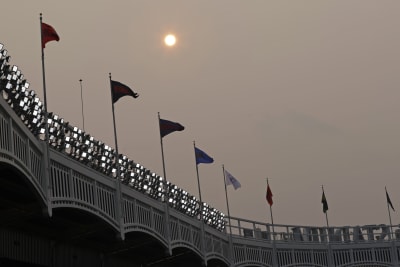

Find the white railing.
xmin=229 ymin=216 xmax=399 ymax=244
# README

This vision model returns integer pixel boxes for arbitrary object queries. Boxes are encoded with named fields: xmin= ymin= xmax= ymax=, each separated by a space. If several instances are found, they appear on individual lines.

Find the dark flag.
xmin=322 ymin=190 xmax=328 ymax=213
xmin=159 ymin=119 xmax=184 ymax=138
xmin=111 ymin=80 xmax=139 ymax=103
xmin=386 ymin=189 xmax=395 ymax=211
xmin=41 ymin=22 xmax=59 ymax=48
xmin=266 ymin=184 xmax=273 ymax=206
xmin=195 ymin=147 xmax=214 ymax=165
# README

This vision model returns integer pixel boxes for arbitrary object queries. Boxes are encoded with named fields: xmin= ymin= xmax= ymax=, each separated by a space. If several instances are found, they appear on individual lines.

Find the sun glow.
xmin=164 ymin=34 xmax=176 ymax=46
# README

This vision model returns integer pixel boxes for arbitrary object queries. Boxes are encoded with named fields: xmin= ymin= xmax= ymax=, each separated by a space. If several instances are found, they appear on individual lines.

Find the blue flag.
xmin=195 ymin=147 xmax=214 ymax=165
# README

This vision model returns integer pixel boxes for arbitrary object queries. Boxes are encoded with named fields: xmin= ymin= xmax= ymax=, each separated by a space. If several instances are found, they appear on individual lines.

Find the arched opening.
xmin=0 ymin=162 xmax=46 ymax=231
xmin=207 ymin=258 xmax=230 ymax=267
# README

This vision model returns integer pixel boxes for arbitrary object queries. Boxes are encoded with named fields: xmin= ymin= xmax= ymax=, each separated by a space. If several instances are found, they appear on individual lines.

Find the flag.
xmin=111 ymin=80 xmax=139 ymax=103
xmin=225 ymin=170 xmax=241 ymax=190
xmin=386 ymin=189 xmax=395 ymax=211
xmin=159 ymin=119 xmax=184 ymax=138
xmin=41 ymin=22 xmax=59 ymax=48
xmin=322 ymin=190 xmax=328 ymax=213
xmin=195 ymin=147 xmax=213 ymax=165
xmin=266 ymin=184 xmax=273 ymax=206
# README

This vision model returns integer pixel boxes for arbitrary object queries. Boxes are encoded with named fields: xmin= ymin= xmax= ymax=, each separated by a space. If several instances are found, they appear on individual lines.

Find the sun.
xmin=164 ymin=34 xmax=176 ymax=46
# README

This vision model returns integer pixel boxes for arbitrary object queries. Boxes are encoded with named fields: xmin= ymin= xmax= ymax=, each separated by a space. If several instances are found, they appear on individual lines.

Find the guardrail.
xmin=229 ymin=216 xmax=399 ymax=243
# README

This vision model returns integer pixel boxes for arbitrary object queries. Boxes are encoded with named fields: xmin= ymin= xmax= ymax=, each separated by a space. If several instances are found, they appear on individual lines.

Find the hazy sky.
xmin=2 ymin=1 xmax=400 ymax=228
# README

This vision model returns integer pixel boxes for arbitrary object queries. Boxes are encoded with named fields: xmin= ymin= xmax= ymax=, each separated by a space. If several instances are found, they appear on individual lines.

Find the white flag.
xmin=225 ymin=170 xmax=241 ymax=190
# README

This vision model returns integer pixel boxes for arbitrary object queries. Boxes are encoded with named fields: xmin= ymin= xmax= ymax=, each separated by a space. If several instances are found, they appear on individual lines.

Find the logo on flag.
xmin=225 ymin=170 xmax=241 ymax=190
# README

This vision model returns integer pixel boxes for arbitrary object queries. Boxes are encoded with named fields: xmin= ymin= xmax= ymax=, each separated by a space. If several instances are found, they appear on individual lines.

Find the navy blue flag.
xmin=111 ymin=80 xmax=139 ymax=103
xmin=160 ymin=119 xmax=184 ymax=137
xmin=195 ymin=147 xmax=214 ymax=165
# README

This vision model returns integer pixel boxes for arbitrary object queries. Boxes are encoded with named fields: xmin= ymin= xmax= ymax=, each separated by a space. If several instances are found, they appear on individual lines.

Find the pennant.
xmin=160 ymin=119 xmax=184 ymax=138
xmin=195 ymin=147 xmax=214 ymax=165
xmin=386 ymin=189 xmax=395 ymax=211
xmin=225 ymin=170 xmax=241 ymax=190
xmin=266 ymin=184 xmax=273 ymax=206
xmin=322 ymin=190 xmax=328 ymax=213
xmin=41 ymin=22 xmax=60 ymax=48
xmin=111 ymin=80 xmax=139 ymax=103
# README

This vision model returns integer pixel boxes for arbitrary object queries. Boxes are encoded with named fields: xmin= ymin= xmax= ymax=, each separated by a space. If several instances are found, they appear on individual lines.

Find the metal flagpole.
xmin=39 ymin=13 xmax=53 ymax=217
xmin=193 ymin=141 xmax=203 ymax=206
xmin=322 ymin=185 xmax=333 ymax=267
xmin=109 ymin=74 xmax=120 ymax=169
xmin=158 ymin=112 xmax=167 ymax=180
xmin=40 ymin=14 xmax=49 ymax=115
xmin=222 ymin=165 xmax=234 ymax=265
xmin=193 ymin=141 xmax=206 ymax=265
xmin=386 ymin=186 xmax=394 ymax=239
xmin=79 ymin=79 xmax=85 ymax=131
xmin=325 ymin=212 xmax=330 ymax=229
xmin=266 ymin=178 xmax=278 ymax=267
xmin=322 ymin=185 xmax=330 ymax=229
xmin=108 ymin=73 xmax=125 ymax=240
xmin=267 ymin=178 xmax=275 ymax=235
xmin=157 ymin=112 xmax=172 ymax=255
xmin=222 ymin=165 xmax=233 ymax=235
xmin=322 ymin=185 xmax=331 ymax=246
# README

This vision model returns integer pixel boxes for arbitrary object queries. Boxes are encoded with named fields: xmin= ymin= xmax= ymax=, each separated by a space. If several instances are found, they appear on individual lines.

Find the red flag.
xmin=111 ymin=80 xmax=139 ymax=103
xmin=41 ymin=22 xmax=60 ymax=48
xmin=266 ymin=184 xmax=273 ymax=206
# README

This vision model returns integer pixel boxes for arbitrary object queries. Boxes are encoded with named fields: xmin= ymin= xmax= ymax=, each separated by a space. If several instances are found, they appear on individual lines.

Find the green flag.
xmin=322 ymin=190 xmax=328 ymax=213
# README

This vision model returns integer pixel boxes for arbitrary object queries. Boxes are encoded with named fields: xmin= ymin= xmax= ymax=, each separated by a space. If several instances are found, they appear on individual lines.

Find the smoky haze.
xmin=1 ymin=1 xmax=400 ymax=227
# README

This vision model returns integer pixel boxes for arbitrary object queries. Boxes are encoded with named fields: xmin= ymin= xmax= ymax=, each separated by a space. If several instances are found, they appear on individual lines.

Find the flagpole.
xmin=386 ymin=186 xmax=393 ymax=239
xmin=322 ymin=185 xmax=333 ymax=267
xmin=79 ymin=79 xmax=85 ymax=131
xmin=193 ymin=141 xmax=206 ymax=265
xmin=222 ymin=165 xmax=234 ymax=264
xmin=266 ymin=178 xmax=275 ymax=239
xmin=158 ymin=112 xmax=167 ymax=179
xmin=109 ymin=74 xmax=120 ymax=160
xmin=265 ymin=178 xmax=278 ymax=266
xmin=193 ymin=141 xmax=203 ymax=206
xmin=222 ymin=165 xmax=233 ymax=234
xmin=108 ymin=73 xmax=124 ymax=240
xmin=157 ymin=112 xmax=172 ymax=255
xmin=40 ymin=13 xmax=49 ymax=114
xmin=322 ymin=185 xmax=330 ymax=229
xmin=39 ymin=13 xmax=52 ymax=217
